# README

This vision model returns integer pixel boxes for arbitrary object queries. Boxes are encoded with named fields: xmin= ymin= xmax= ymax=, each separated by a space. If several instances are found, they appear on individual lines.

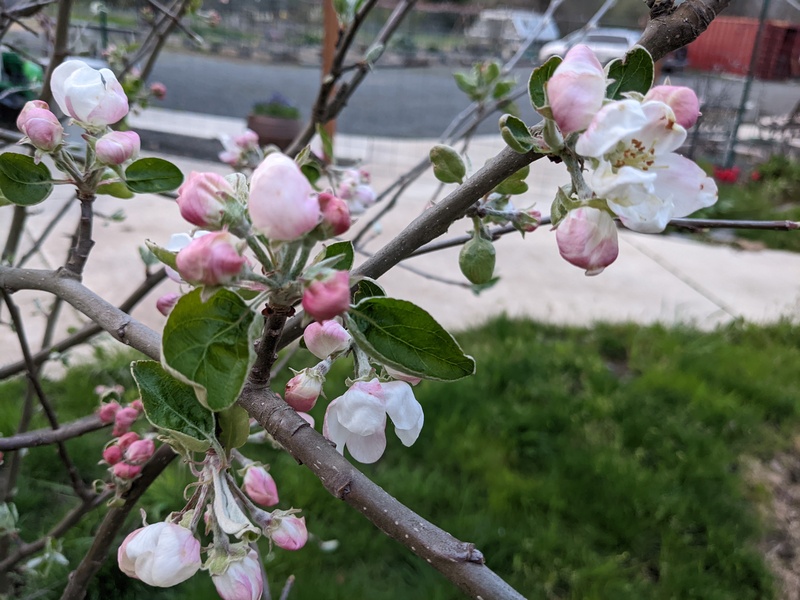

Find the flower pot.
xmin=246 ymin=114 xmax=301 ymax=151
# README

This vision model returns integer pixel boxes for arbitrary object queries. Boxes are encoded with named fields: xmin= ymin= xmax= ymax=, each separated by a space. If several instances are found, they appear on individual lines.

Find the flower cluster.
xmin=541 ymin=45 xmax=718 ymax=274
xmin=337 ymin=168 xmax=376 ymax=214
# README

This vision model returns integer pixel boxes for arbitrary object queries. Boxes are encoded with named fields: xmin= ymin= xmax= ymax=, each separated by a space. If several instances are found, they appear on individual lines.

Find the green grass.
xmin=3 ymin=318 xmax=800 ymax=598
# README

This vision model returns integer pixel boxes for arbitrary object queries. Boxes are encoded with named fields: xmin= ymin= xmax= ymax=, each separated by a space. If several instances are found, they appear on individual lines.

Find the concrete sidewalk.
xmin=2 ymin=108 xmax=799 ymax=371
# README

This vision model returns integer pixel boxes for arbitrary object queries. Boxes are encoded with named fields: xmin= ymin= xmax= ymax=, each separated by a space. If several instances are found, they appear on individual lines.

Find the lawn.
xmin=2 ymin=317 xmax=800 ymax=599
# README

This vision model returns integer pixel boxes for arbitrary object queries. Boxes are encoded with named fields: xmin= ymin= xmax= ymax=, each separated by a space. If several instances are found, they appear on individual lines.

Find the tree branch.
xmin=0 ymin=414 xmax=108 ymax=451
xmin=638 ymin=0 xmax=731 ymax=62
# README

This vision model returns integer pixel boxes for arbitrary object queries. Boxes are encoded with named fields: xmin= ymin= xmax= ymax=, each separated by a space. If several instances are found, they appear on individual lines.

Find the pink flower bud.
xmin=302 ymin=271 xmax=350 ymax=322
xmin=51 ymin=60 xmax=128 ymax=127
xmin=243 ymin=466 xmax=279 ymax=507
xmin=546 ymin=45 xmax=606 ymax=134
xmin=556 ymin=207 xmax=619 ymax=276
xmin=385 ymin=365 xmax=422 ymax=386
xmin=234 ymin=130 xmax=259 ymax=149
xmin=117 ymin=522 xmax=201 ymax=586
xmin=177 ymin=172 xmax=235 ymax=229
xmin=303 ymin=320 xmax=351 ymax=359
xmin=16 ymin=100 xmax=63 ymax=152
xmin=117 ymin=431 xmax=140 ymax=451
xmin=102 ymin=444 xmax=123 ymax=465
xmin=644 ymin=85 xmax=700 ymax=129
xmin=130 ymin=399 xmax=144 ymax=413
xmin=95 ymin=131 xmax=140 ymax=165
xmin=97 ymin=401 xmax=121 ymax=423
xmin=175 ymin=231 xmax=245 ymax=286
xmin=113 ymin=461 xmax=142 ymax=479
xmin=270 ymin=515 xmax=307 ymax=551
xmin=212 ymin=548 xmax=263 ymax=600
xmin=113 ymin=407 xmax=139 ymax=436
xmin=149 ymin=82 xmax=167 ymax=100
xmin=284 ymin=369 xmax=323 ymax=412
xmin=318 ymin=192 xmax=351 ymax=236
xmin=248 ymin=153 xmax=320 ymax=241
xmin=218 ymin=150 xmax=240 ymax=166
xmin=125 ymin=438 xmax=155 ymax=465
xmin=156 ymin=292 xmax=180 ymax=316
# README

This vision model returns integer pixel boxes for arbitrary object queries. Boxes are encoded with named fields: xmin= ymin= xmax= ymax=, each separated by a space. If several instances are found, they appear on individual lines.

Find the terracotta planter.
xmin=246 ymin=114 xmax=301 ymax=151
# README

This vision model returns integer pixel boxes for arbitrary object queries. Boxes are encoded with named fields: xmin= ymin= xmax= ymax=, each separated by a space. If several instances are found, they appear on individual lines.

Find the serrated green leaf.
xmin=529 ymin=55 xmax=562 ymax=110
xmin=429 ymin=144 xmax=465 ymax=184
xmin=320 ymin=240 xmax=354 ymax=271
xmin=97 ymin=180 xmax=135 ymax=199
xmin=125 ymin=157 xmax=183 ymax=194
xmin=0 ymin=153 xmax=52 ymax=206
xmin=454 ymin=72 xmax=477 ymax=98
xmin=550 ymin=186 xmax=575 ymax=227
xmin=218 ymin=405 xmax=250 ymax=451
xmin=131 ymin=360 xmax=216 ymax=453
xmin=145 ymin=239 xmax=178 ymax=271
xmin=345 ymin=297 xmax=475 ymax=381
xmin=352 ymin=277 xmax=386 ymax=304
xmin=499 ymin=114 xmax=534 ymax=154
xmin=606 ymin=46 xmax=654 ymax=100
xmin=162 ymin=288 xmax=261 ymax=411
xmin=492 ymin=79 xmax=516 ymax=100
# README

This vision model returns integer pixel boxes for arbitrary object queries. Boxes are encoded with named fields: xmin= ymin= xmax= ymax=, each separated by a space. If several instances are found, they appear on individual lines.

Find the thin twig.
xmin=15 ymin=195 xmax=77 ymax=268
xmin=250 ymin=305 xmax=295 ymax=385
xmin=62 ymin=193 xmax=95 ymax=279
xmin=0 ymin=414 xmax=108 ymax=451
xmin=278 ymin=575 xmax=295 ymax=600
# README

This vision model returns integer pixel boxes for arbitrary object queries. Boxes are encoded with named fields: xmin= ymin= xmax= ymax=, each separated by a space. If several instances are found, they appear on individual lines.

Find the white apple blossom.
xmin=51 ymin=60 xmax=128 ymax=127
xmin=575 ymin=99 xmax=717 ymax=233
xmin=117 ymin=522 xmax=201 ymax=587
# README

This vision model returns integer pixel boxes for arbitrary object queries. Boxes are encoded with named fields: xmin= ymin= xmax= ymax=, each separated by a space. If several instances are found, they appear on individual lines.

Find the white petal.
xmin=381 ymin=381 xmax=423 ymax=430
xmin=637 ymin=101 xmax=687 ymax=155
xmin=337 ymin=382 xmax=387 ymax=437
xmin=608 ymin=192 xmax=673 ymax=233
xmin=50 ymin=60 xmax=84 ymax=117
xmin=395 ymin=410 xmax=424 ymax=447
xmin=590 ymin=161 xmax=656 ymax=200
xmin=575 ymin=100 xmax=650 ymax=157
xmin=322 ymin=398 xmax=348 ymax=454
xmin=652 ymin=153 xmax=718 ymax=218
xmin=346 ymin=430 xmax=387 ymax=464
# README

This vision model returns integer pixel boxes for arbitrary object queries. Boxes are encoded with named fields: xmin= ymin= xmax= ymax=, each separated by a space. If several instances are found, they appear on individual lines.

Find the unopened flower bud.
xmin=556 ymin=207 xmax=619 ymax=276
xmin=212 ymin=548 xmax=263 ymax=600
xmin=149 ymin=82 xmax=167 ymax=99
xmin=97 ymin=400 xmax=121 ymax=424
xmin=270 ymin=515 xmax=307 ymax=551
xmin=243 ymin=466 xmax=279 ymax=507
xmin=303 ymin=320 xmax=351 ymax=359
xmin=302 ymin=271 xmax=350 ymax=322
xmin=102 ymin=444 xmax=123 ymax=465
xmin=318 ymin=192 xmax=351 ymax=236
xmin=113 ymin=461 xmax=142 ymax=479
xmin=177 ymin=172 xmax=235 ymax=229
xmin=234 ymin=130 xmax=259 ymax=149
xmin=117 ymin=431 xmax=140 ymax=451
xmin=175 ymin=231 xmax=245 ymax=286
xmin=219 ymin=150 xmax=240 ymax=166
xmin=125 ymin=438 xmax=155 ymax=465
xmin=51 ymin=60 xmax=128 ymax=127
xmin=113 ymin=407 xmax=139 ymax=436
xmin=156 ymin=292 xmax=180 ymax=316
xmin=644 ymin=85 xmax=701 ymax=129
xmin=130 ymin=399 xmax=144 ymax=413
xmin=458 ymin=235 xmax=496 ymax=285
xmin=284 ymin=369 xmax=323 ymax=412
xmin=117 ymin=522 xmax=202 ymax=586
xmin=16 ymin=100 xmax=63 ymax=152
xmin=546 ymin=45 xmax=606 ymax=134
xmin=95 ymin=130 xmax=140 ymax=165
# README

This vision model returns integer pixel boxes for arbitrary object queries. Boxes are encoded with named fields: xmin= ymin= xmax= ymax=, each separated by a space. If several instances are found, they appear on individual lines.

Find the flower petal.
xmin=345 ymin=430 xmax=387 ymax=464
xmin=576 ymin=100 xmax=650 ymax=157
xmin=395 ymin=410 xmax=424 ymax=447
xmin=381 ymin=381 xmax=423 ymax=431
xmin=652 ymin=153 xmax=718 ymax=218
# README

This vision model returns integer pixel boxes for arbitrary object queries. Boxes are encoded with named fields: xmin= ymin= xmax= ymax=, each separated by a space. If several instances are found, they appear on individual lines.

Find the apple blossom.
xmin=125 ymin=438 xmax=155 ymax=465
xmin=243 ymin=466 xmax=279 ymax=507
xmin=177 ymin=172 xmax=236 ymax=229
xmin=117 ymin=522 xmax=201 ymax=586
xmin=149 ymin=82 xmax=167 ymax=99
xmin=575 ymin=99 xmax=718 ymax=233
xmin=318 ymin=192 xmax=351 ymax=236
xmin=284 ymin=369 xmax=323 ymax=412
xmin=643 ymin=85 xmax=700 ymax=129
xmin=16 ymin=100 xmax=63 ymax=152
xmin=113 ymin=462 xmax=142 ymax=479
xmin=156 ymin=292 xmax=180 ymax=316
xmin=338 ymin=168 xmax=376 ymax=214
xmin=212 ymin=548 xmax=263 ymax=600
xmin=113 ymin=407 xmax=139 ymax=436
xmin=117 ymin=431 xmax=140 ymax=451
xmin=546 ymin=45 xmax=606 ymax=134
xmin=97 ymin=400 xmax=121 ymax=423
xmin=302 ymin=271 xmax=351 ymax=322
xmin=248 ymin=152 xmax=320 ymax=241
xmin=234 ymin=129 xmax=259 ymax=149
xmin=102 ymin=445 xmax=123 ymax=465
xmin=175 ymin=231 xmax=245 ymax=286
xmin=51 ymin=60 xmax=129 ymax=127
xmin=95 ymin=130 xmax=140 ymax=165
xmin=270 ymin=515 xmax=307 ymax=551
xmin=323 ymin=379 xmax=423 ymax=464
xmin=303 ymin=320 xmax=351 ymax=359
xmin=556 ymin=207 xmax=619 ymax=275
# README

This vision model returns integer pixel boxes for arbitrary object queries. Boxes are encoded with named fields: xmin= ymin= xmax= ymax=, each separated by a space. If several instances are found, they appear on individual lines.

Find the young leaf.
xmin=145 ymin=239 xmax=178 ymax=271
xmin=316 ymin=240 xmax=354 ymax=271
xmin=97 ymin=181 xmax=134 ymax=199
xmin=218 ymin=405 xmax=250 ymax=451
xmin=162 ymin=288 xmax=262 ymax=412
xmin=345 ymin=297 xmax=476 ymax=381
xmin=528 ymin=55 xmax=562 ymax=110
xmin=316 ymin=124 xmax=334 ymax=162
xmin=499 ymin=114 xmax=534 ymax=154
xmin=131 ymin=360 xmax=216 ymax=453
xmin=429 ymin=144 xmax=466 ymax=184
xmin=495 ymin=164 xmax=530 ymax=195
xmin=125 ymin=157 xmax=184 ymax=194
xmin=0 ymin=153 xmax=53 ymax=206
xmin=606 ymin=46 xmax=654 ymax=100
xmin=352 ymin=277 xmax=386 ymax=304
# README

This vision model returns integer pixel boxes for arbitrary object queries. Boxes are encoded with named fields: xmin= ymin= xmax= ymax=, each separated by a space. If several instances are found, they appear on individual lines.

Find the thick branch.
xmin=0 ymin=414 xmax=108 ymax=451
xmin=638 ymin=0 xmax=731 ymax=62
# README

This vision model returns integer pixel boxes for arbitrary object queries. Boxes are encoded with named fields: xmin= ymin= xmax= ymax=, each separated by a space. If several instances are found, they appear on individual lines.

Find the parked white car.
xmin=538 ymin=28 xmax=642 ymax=64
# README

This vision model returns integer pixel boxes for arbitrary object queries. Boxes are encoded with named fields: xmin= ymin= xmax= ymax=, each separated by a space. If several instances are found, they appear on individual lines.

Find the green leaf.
xmin=345 ymin=297 xmax=475 ymax=381
xmin=352 ymin=277 xmax=386 ymax=304
xmin=499 ymin=114 xmax=534 ymax=154
xmin=218 ymin=405 xmax=250 ymax=451
xmin=429 ymin=144 xmax=466 ymax=184
xmin=550 ymin=186 xmax=577 ymax=227
xmin=296 ymin=146 xmax=322 ymax=187
xmin=145 ymin=239 xmax=178 ymax=271
xmin=528 ymin=55 xmax=562 ymax=110
xmin=316 ymin=124 xmax=334 ymax=162
xmin=495 ymin=164 xmax=530 ymax=195
xmin=606 ymin=46 xmax=654 ymax=100
xmin=492 ymin=79 xmax=516 ymax=100
xmin=131 ymin=360 xmax=216 ymax=453
xmin=125 ymin=157 xmax=183 ymax=194
xmin=453 ymin=72 xmax=478 ymax=99
xmin=0 ymin=153 xmax=52 ymax=206
xmin=97 ymin=180 xmax=134 ymax=199
xmin=483 ymin=61 xmax=501 ymax=85
xmin=320 ymin=240 xmax=354 ymax=271
xmin=162 ymin=288 xmax=262 ymax=411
